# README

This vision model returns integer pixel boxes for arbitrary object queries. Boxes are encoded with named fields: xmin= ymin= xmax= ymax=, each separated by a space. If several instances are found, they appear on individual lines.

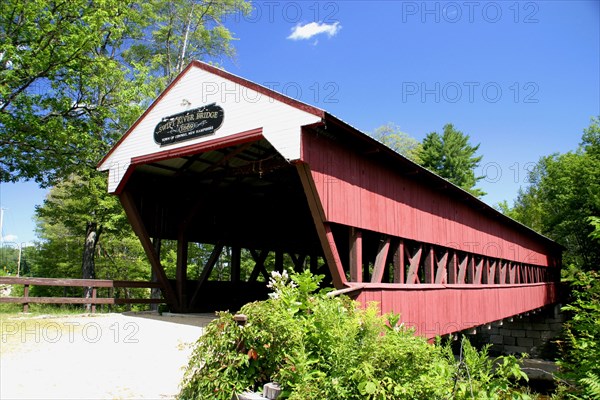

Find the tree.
xmin=506 ymin=117 xmax=600 ymax=270
xmin=2 ymin=0 xmax=250 ymax=291
xmin=1 ymin=0 xmax=250 ymax=186
xmin=0 ymin=0 xmax=149 ymax=185
xmin=417 ymin=123 xmax=485 ymax=197
xmin=33 ymin=173 xmax=153 ymax=306
xmin=371 ymin=123 xmax=422 ymax=163
xmin=35 ymin=172 xmax=129 ymax=302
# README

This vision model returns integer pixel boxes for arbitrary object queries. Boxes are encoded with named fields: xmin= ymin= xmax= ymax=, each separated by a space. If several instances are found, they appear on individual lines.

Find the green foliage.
xmin=30 ymin=173 xmax=152 ymax=306
xmin=504 ymin=117 xmax=600 ymax=270
xmin=371 ymin=123 xmax=423 ymax=163
xmin=417 ymin=123 xmax=486 ymax=197
xmin=579 ymin=373 xmax=600 ymax=399
xmin=1 ymin=0 xmax=250 ymax=186
xmin=0 ymin=0 xmax=147 ymax=185
xmin=179 ymin=271 xmax=531 ymax=400
xmin=452 ymin=339 xmax=531 ymax=400
xmin=556 ymin=269 xmax=600 ymax=399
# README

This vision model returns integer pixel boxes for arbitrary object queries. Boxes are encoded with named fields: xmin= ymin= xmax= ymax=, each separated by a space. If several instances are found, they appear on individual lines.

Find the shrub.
xmin=556 ymin=268 xmax=600 ymax=399
xmin=178 ymin=270 xmax=532 ymax=399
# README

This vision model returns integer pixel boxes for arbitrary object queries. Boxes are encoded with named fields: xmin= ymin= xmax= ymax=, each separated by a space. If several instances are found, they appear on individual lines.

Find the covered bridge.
xmin=98 ymin=61 xmax=561 ymax=338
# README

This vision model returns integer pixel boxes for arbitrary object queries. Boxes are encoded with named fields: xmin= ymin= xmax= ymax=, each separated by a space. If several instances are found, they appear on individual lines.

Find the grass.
xmin=0 ymin=305 xmax=91 ymax=353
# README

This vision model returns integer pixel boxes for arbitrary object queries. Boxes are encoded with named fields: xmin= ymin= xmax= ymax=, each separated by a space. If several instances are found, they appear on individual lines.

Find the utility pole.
xmin=0 ymin=207 xmax=4 ymax=244
xmin=17 ymin=243 xmax=22 ymax=277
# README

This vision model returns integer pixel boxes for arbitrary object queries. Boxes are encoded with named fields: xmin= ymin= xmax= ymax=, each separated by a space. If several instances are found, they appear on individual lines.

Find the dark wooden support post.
xmin=23 ymin=284 xmax=29 ymax=313
xmin=150 ymin=238 xmax=162 ymax=311
xmin=448 ymin=251 xmax=457 ymax=284
xmin=393 ymin=239 xmax=405 ymax=284
xmin=489 ymin=259 xmax=497 ymax=284
xmin=424 ymin=246 xmax=435 ymax=283
xmin=120 ymin=191 xmax=178 ymax=309
xmin=406 ymin=243 xmax=423 ymax=284
xmin=176 ymin=229 xmax=188 ymax=311
xmin=434 ymin=249 xmax=449 ymax=284
xmin=466 ymin=255 xmax=475 ymax=284
xmin=349 ymin=227 xmax=363 ymax=283
xmin=481 ymin=259 xmax=489 ymax=284
xmin=371 ymin=236 xmax=390 ymax=283
xmin=91 ymin=287 xmax=97 ymax=314
xmin=231 ymin=246 xmax=241 ymax=283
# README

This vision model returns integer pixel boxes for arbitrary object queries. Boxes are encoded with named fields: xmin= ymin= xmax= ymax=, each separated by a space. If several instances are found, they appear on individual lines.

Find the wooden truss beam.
xmin=371 ymin=236 xmax=391 ymax=283
xmin=190 ymin=243 xmax=224 ymax=306
xmin=406 ymin=243 xmax=423 ymax=284
xmin=296 ymin=163 xmax=346 ymax=288
xmin=248 ymin=250 xmax=270 ymax=282
xmin=434 ymin=250 xmax=449 ymax=284
xmin=120 ymin=190 xmax=178 ymax=309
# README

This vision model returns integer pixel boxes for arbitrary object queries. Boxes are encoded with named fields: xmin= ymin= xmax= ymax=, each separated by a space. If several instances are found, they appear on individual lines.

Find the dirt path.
xmin=0 ymin=312 xmax=215 ymax=399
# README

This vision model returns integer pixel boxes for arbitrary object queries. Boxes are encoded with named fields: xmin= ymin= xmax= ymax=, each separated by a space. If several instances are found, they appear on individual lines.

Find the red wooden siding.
xmin=302 ymin=132 xmax=555 ymax=267
xmin=354 ymin=283 xmax=558 ymax=338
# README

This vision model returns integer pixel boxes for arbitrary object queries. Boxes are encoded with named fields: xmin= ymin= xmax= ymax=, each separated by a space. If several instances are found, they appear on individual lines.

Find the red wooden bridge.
xmin=98 ymin=61 xmax=561 ymax=338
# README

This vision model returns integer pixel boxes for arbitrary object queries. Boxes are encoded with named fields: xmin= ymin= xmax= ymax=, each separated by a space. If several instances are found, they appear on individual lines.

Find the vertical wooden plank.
xmin=371 ymin=236 xmax=391 ymax=283
xmin=393 ymin=239 xmax=405 ymax=284
xmin=23 ymin=284 xmax=29 ymax=313
xmin=424 ymin=246 xmax=435 ymax=283
xmin=91 ymin=287 xmax=97 ymax=314
xmin=448 ymin=250 xmax=457 ymax=284
xmin=466 ymin=255 xmax=475 ymax=284
xmin=349 ymin=228 xmax=363 ymax=283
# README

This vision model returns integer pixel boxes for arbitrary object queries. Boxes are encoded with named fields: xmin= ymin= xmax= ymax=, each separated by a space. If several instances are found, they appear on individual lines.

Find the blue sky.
xmin=0 ymin=0 xmax=599 ymax=245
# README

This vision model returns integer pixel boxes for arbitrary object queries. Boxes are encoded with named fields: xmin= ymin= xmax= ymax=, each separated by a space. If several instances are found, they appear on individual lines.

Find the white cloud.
xmin=1 ymin=234 xmax=18 ymax=242
xmin=287 ymin=21 xmax=341 ymax=41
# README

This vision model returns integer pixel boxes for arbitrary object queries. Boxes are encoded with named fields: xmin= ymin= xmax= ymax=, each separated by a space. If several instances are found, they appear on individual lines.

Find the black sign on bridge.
xmin=154 ymin=103 xmax=224 ymax=146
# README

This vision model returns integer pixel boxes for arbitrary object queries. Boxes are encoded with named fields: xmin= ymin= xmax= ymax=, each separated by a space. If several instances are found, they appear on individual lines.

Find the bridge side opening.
xmin=118 ymin=137 xmax=332 ymax=312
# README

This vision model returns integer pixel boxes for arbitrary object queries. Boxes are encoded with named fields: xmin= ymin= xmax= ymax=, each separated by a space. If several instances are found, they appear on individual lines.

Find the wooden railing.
xmin=0 ymin=277 xmax=165 ymax=313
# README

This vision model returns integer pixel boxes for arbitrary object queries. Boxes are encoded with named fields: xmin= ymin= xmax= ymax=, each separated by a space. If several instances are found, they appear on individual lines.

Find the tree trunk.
xmin=82 ymin=221 xmax=101 ymax=312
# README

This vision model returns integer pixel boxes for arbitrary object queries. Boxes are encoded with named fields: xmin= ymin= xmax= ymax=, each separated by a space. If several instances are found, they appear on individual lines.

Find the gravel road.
xmin=0 ymin=312 xmax=215 ymax=399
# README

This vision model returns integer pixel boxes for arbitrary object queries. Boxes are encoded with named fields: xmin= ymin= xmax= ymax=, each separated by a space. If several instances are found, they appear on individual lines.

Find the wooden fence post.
xmin=92 ymin=287 xmax=97 ymax=314
xmin=23 ymin=284 xmax=29 ymax=313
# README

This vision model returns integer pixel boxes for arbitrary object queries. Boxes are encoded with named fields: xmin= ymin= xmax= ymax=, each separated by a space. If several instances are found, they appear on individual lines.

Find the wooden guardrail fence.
xmin=0 ymin=277 xmax=165 ymax=313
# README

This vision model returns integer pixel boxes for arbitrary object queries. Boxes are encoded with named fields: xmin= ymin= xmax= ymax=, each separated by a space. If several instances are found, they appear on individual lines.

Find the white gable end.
xmin=98 ymin=63 xmax=323 ymax=193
